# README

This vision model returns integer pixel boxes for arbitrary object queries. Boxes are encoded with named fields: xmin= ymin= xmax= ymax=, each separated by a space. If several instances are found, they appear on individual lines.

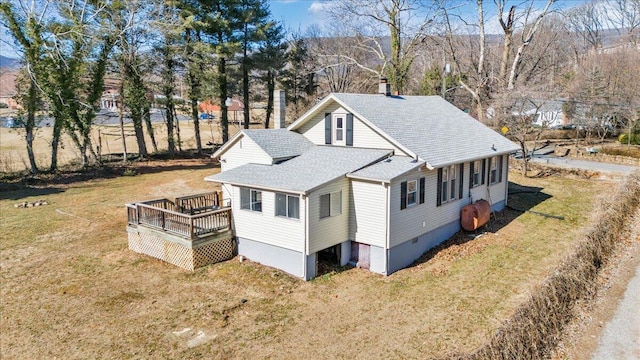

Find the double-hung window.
xmin=438 ymin=164 xmax=464 ymax=206
xmin=407 ymin=180 xmax=417 ymax=206
xmin=489 ymin=155 xmax=503 ymax=184
xmin=441 ymin=167 xmax=449 ymax=204
xmin=320 ymin=191 xmax=341 ymax=219
xmin=489 ymin=156 xmax=498 ymax=184
xmin=449 ymin=165 xmax=457 ymax=200
xmin=471 ymin=160 xmax=481 ymax=187
xmin=400 ymin=177 xmax=425 ymax=210
xmin=240 ymin=188 xmax=262 ymax=212
xmin=335 ymin=115 xmax=344 ymax=143
xmin=276 ymin=193 xmax=299 ymax=219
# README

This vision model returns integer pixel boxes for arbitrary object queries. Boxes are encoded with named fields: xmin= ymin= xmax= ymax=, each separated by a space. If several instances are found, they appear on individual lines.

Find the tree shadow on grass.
xmin=0 ymin=157 xmax=219 ymax=200
xmin=405 ymin=181 xmax=553 ymax=270
xmin=0 ymin=185 xmax=66 ymax=201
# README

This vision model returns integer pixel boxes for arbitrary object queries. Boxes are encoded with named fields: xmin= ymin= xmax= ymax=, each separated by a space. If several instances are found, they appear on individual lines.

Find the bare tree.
xmin=305 ymin=25 xmax=377 ymax=94
xmin=327 ymin=0 xmax=443 ymax=94
xmin=564 ymin=1 xmax=606 ymax=53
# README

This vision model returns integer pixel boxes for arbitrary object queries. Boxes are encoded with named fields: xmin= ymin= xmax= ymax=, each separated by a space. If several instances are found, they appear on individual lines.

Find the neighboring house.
xmin=0 ymin=70 xmax=19 ymax=110
xmin=508 ymin=99 xmax=566 ymax=128
xmin=205 ymin=82 xmax=519 ymax=280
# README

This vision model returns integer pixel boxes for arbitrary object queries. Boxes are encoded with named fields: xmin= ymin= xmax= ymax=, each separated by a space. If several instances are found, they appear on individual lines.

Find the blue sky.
xmin=269 ymin=0 xmax=330 ymax=32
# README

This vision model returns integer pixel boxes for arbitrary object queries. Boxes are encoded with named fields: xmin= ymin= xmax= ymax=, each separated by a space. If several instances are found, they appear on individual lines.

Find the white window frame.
xmin=472 ymin=160 xmax=481 ymax=187
xmin=320 ymin=191 xmax=342 ymax=219
xmin=276 ymin=193 xmax=300 ymax=219
xmin=441 ymin=165 xmax=459 ymax=204
xmin=333 ymin=114 xmax=345 ymax=146
xmin=441 ymin=167 xmax=449 ymax=204
xmin=240 ymin=187 xmax=262 ymax=212
xmin=490 ymin=156 xmax=498 ymax=184
xmin=449 ymin=165 xmax=457 ymax=200
xmin=407 ymin=179 xmax=417 ymax=207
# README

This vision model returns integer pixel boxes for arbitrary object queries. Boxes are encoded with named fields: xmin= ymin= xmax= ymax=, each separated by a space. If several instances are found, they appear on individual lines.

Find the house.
xmin=205 ymin=81 xmax=519 ymax=280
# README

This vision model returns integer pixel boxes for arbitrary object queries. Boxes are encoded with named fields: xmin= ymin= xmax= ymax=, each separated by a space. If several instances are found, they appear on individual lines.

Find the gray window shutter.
xmin=459 ymin=163 xmax=464 ymax=199
xmin=346 ymin=114 xmax=353 ymax=146
xmin=437 ymin=169 xmax=443 ymax=207
xmin=419 ymin=177 xmax=425 ymax=204
xmin=324 ymin=113 xmax=331 ymax=144
xmin=498 ymin=155 xmax=504 ymax=183
xmin=400 ymin=181 xmax=407 ymax=210
xmin=481 ymin=158 xmax=486 ymax=185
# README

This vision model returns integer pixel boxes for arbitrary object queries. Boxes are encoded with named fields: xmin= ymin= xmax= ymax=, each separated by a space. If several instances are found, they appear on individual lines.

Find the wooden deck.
xmin=126 ymin=192 xmax=235 ymax=271
xmin=127 ymin=192 xmax=232 ymax=241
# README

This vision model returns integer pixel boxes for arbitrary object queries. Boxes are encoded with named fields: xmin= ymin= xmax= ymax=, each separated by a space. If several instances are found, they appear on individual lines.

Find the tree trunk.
xmin=242 ymin=27 xmax=251 ymax=129
xmin=499 ymin=6 xmax=515 ymax=82
xmin=265 ymin=71 xmax=274 ymax=129
xmin=174 ymin=107 xmax=182 ymax=152
xmin=219 ymin=57 xmax=229 ymax=143
xmin=25 ymin=78 xmax=38 ymax=173
xmin=132 ymin=115 xmax=147 ymax=158
xmin=191 ymin=99 xmax=202 ymax=154
xmin=144 ymin=104 xmax=158 ymax=152
xmin=50 ymin=118 xmax=62 ymax=172
xmin=119 ymin=80 xmax=128 ymax=162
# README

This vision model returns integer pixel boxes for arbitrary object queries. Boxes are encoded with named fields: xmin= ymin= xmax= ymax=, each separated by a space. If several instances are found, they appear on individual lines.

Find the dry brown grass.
xmin=457 ymin=171 xmax=640 ymax=360
xmin=0 ymin=119 xmax=254 ymax=173
xmin=0 ymin=166 xmax=627 ymax=359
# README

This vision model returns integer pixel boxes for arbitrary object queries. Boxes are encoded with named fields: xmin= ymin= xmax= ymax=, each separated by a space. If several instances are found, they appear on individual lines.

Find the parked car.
xmin=199 ymin=113 xmax=216 ymax=120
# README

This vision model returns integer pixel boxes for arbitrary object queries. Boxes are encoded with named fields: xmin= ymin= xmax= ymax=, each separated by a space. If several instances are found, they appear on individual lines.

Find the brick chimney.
xmin=274 ymin=89 xmax=286 ymax=129
xmin=378 ymin=78 xmax=391 ymax=96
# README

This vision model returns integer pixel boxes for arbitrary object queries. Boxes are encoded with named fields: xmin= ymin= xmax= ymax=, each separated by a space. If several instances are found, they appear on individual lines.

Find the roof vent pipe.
xmin=378 ymin=78 xmax=391 ymax=96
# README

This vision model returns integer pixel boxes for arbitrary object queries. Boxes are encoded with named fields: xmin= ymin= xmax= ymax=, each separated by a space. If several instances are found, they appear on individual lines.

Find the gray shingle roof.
xmin=242 ymin=129 xmax=313 ymax=160
xmin=206 ymin=146 xmax=391 ymax=194
xmin=331 ymin=94 xmax=520 ymax=168
xmin=348 ymin=156 xmax=424 ymax=183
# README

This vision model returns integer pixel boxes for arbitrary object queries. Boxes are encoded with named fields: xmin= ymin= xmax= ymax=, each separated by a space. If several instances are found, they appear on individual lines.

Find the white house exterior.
xmin=206 ymin=89 xmax=519 ymax=280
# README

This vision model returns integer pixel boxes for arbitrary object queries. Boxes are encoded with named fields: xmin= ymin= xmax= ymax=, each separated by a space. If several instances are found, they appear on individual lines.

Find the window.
xmin=438 ymin=164 xmax=463 ymax=206
xmin=276 ymin=193 xmax=299 ymax=219
xmin=407 ymin=180 xmax=417 ymax=206
xmin=320 ymin=191 xmax=341 ymax=219
xmin=449 ymin=165 xmax=457 ymax=200
xmin=441 ymin=167 xmax=449 ymax=203
xmin=325 ymin=113 xmax=353 ymax=146
xmin=489 ymin=155 xmax=503 ymax=184
xmin=471 ymin=160 xmax=481 ymax=187
xmin=335 ymin=116 xmax=344 ymax=142
xmin=490 ymin=156 xmax=498 ymax=184
xmin=400 ymin=177 xmax=425 ymax=210
xmin=240 ymin=187 xmax=262 ymax=212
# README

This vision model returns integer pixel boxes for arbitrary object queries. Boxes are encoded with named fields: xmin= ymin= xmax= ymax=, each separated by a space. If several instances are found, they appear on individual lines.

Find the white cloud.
xmin=308 ymin=1 xmax=335 ymax=15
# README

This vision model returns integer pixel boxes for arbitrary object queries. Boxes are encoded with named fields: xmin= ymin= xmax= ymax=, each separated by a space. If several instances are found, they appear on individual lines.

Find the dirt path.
xmin=555 ymin=209 xmax=640 ymax=360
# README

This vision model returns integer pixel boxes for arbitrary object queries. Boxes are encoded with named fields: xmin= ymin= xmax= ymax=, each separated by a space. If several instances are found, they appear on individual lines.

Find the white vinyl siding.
xmin=308 ymin=177 xmax=350 ymax=254
xmin=389 ymin=168 xmax=470 ymax=248
xmin=350 ymin=180 xmax=387 ymax=248
xmin=296 ymin=102 xmax=408 ymax=155
xmin=231 ymin=186 xmax=305 ymax=252
xmin=219 ymin=136 xmax=273 ymax=172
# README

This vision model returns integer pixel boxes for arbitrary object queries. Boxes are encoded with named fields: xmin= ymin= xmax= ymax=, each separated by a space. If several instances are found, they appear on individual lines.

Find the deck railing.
xmin=127 ymin=192 xmax=231 ymax=240
xmin=175 ymin=192 xmax=221 ymax=214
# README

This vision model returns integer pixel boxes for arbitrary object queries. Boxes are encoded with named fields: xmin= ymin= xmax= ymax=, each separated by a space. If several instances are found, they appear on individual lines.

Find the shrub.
xmin=618 ymin=132 xmax=640 ymax=145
